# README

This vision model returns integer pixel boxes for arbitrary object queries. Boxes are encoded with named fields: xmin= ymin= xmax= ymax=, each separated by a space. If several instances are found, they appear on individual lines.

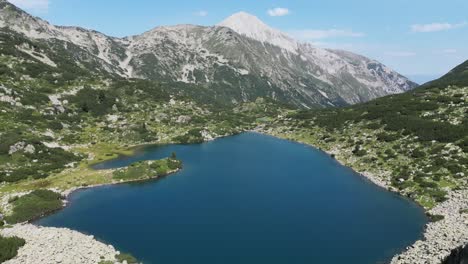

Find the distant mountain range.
xmin=0 ymin=0 xmax=417 ymax=107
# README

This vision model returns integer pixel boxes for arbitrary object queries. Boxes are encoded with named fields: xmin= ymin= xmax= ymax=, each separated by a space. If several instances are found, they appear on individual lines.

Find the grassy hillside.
xmin=265 ymin=60 xmax=468 ymax=209
xmin=0 ymin=28 xmax=288 ymax=198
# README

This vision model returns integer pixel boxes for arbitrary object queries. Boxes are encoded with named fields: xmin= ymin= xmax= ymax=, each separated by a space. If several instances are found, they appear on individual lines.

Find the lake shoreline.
xmin=1 ymin=166 xmax=181 ymax=264
xmin=256 ymin=129 xmax=468 ymax=264
xmin=2 ymin=131 xmax=465 ymax=263
xmin=1 ymin=224 xmax=120 ymax=264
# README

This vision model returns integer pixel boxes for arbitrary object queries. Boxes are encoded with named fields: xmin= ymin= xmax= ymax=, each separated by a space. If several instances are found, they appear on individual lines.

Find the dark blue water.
xmin=37 ymin=133 xmax=427 ymax=264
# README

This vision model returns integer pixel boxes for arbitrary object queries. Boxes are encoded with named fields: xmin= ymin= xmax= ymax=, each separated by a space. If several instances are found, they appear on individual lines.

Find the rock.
xmin=0 ymin=224 xmax=118 ymax=264
xmin=107 ymin=115 xmax=119 ymax=123
xmin=201 ymin=130 xmax=214 ymax=141
xmin=8 ymin=142 xmax=26 ymax=155
xmin=391 ymin=190 xmax=468 ymax=264
xmin=176 ymin=115 xmax=191 ymax=124
xmin=24 ymin=144 xmax=35 ymax=154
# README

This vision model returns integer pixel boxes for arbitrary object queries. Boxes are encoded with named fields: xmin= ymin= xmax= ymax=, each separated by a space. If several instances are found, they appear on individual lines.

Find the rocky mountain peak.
xmin=217 ymin=11 xmax=298 ymax=53
xmin=0 ymin=2 xmax=418 ymax=108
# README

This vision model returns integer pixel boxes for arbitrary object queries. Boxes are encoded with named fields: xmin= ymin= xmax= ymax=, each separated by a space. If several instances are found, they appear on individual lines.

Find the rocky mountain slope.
xmin=0 ymin=1 xmax=417 ymax=107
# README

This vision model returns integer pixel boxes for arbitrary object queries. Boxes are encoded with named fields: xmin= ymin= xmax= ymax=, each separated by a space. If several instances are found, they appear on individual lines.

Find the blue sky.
xmin=9 ymin=0 xmax=468 ymax=83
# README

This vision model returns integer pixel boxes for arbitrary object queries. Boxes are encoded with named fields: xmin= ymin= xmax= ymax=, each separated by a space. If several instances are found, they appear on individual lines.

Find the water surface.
xmin=38 ymin=133 xmax=426 ymax=264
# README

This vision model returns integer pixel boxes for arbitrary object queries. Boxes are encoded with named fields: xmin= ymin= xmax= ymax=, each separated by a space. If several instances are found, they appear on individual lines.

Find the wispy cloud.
xmin=385 ymin=51 xmax=417 ymax=57
xmin=194 ymin=10 xmax=208 ymax=17
xmin=290 ymin=29 xmax=365 ymax=40
xmin=8 ymin=0 xmax=49 ymax=13
xmin=411 ymin=22 xmax=467 ymax=33
xmin=267 ymin=7 xmax=290 ymax=17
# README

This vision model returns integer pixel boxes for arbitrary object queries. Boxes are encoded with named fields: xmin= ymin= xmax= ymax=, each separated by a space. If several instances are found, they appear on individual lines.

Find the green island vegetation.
xmin=115 ymin=253 xmax=139 ymax=264
xmin=0 ymin=235 xmax=25 ymax=262
xmin=97 ymin=253 xmax=138 ymax=264
xmin=112 ymin=157 xmax=182 ymax=181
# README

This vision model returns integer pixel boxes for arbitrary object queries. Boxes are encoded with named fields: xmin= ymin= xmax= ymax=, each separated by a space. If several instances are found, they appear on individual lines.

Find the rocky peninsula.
xmin=1 ymin=224 xmax=119 ymax=264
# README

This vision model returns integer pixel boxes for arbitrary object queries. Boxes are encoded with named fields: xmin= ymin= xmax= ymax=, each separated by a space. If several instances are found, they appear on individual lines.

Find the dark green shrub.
xmin=352 ymin=145 xmax=367 ymax=157
xmin=5 ymin=190 xmax=64 ymax=224
xmin=116 ymin=253 xmax=138 ymax=264
xmin=365 ymin=122 xmax=381 ymax=129
xmin=0 ymin=235 xmax=25 ymax=262
xmin=427 ymin=214 xmax=444 ymax=222
xmin=168 ymin=159 xmax=182 ymax=170
xmin=418 ymin=180 xmax=437 ymax=189
xmin=410 ymin=149 xmax=425 ymax=158
xmin=446 ymin=163 xmax=463 ymax=174
xmin=429 ymin=189 xmax=448 ymax=203
xmin=68 ymin=86 xmax=116 ymax=116
xmin=377 ymin=132 xmax=399 ymax=142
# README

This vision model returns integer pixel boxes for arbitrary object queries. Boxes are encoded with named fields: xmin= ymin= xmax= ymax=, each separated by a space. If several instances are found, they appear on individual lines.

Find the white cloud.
xmin=385 ymin=51 xmax=417 ymax=57
xmin=8 ymin=0 xmax=49 ymax=13
xmin=290 ymin=29 xmax=365 ymax=40
xmin=442 ymin=49 xmax=457 ymax=54
xmin=194 ymin=10 xmax=208 ymax=17
xmin=411 ymin=22 xmax=467 ymax=33
xmin=267 ymin=8 xmax=290 ymax=17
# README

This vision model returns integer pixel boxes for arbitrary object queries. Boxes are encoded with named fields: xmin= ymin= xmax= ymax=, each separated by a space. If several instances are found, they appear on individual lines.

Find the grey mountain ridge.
xmin=0 ymin=0 xmax=417 ymax=107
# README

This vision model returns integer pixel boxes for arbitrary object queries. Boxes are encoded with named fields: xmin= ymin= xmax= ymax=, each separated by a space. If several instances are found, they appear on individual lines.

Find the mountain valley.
xmin=0 ymin=0 xmax=466 ymax=263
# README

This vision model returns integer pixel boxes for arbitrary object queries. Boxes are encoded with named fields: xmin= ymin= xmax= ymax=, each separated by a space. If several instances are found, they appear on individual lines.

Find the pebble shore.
xmin=2 ymin=132 xmax=466 ymax=263
xmin=1 ymin=224 xmax=119 ymax=264
xmin=391 ymin=190 xmax=468 ymax=264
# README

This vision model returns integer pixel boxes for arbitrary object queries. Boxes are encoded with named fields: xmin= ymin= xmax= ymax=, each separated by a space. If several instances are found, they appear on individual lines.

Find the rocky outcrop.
xmin=1 ymin=224 xmax=119 ymax=264
xmin=8 ymin=142 xmax=35 ymax=155
xmin=391 ymin=190 xmax=468 ymax=264
xmin=176 ymin=115 xmax=191 ymax=124
xmin=442 ymin=243 xmax=468 ymax=264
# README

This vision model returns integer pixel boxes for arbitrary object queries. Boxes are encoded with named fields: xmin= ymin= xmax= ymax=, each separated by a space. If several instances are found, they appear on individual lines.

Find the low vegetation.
xmin=0 ymin=235 xmax=25 ymax=262
xmin=115 ymin=253 xmax=138 ymax=264
xmin=112 ymin=157 xmax=182 ymax=181
xmin=427 ymin=214 xmax=445 ymax=222
xmin=5 ymin=190 xmax=64 ymax=224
